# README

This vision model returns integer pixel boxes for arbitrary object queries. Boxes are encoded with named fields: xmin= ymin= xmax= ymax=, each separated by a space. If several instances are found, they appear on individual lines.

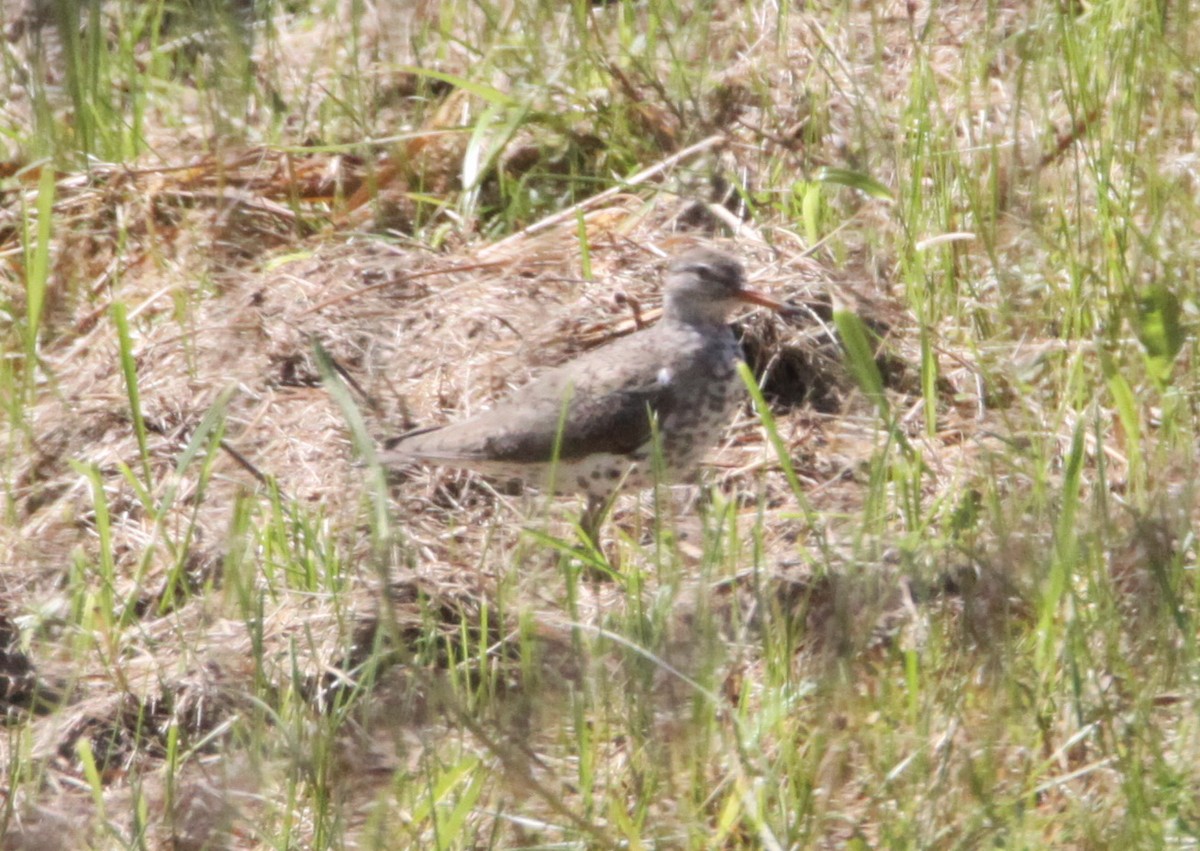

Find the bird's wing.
xmin=482 ymin=364 xmax=675 ymax=461
xmin=385 ymin=331 xmax=680 ymax=464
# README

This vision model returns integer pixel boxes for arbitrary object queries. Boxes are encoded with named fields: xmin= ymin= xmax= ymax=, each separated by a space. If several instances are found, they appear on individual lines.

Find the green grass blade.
xmin=816 ymin=166 xmax=894 ymax=201
xmin=69 ymin=460 xmax=116 ymax=630
xmin=1037 ymin=419 xmax=1087 ymax=676
xmin=833 ymin=306 xmax=888 ymax=417
xmin=395 ymin=67 xmax=517 ymax=107
xmin=1134 ymin=284 xmax=1183 ymax=388
xmin=801 ymin=181 xmax=822 ymax=247
xmin=24 ymin=165 xmax=55 ymax=360
xmin=171 ymin=386 xmax=236 ymax=481
xmin=738 ymin=361 xmax=826 ymax=560
xmin=919 ymin=327 xmax=938 ymax=438
xmin=313 ymin=339 xmax=393 ymax=556
xmin=111 ymin=301 xmax=152 ymax=487
xmin=1100 ymin=351 xmax=1143 ymax=499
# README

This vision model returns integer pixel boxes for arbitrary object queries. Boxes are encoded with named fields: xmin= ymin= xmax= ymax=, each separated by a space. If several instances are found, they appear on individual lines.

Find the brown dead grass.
xmin=6 ymin=0 xmax=1184 ymax=846
xmin=1 ymin=158 xmax=942 ymax=843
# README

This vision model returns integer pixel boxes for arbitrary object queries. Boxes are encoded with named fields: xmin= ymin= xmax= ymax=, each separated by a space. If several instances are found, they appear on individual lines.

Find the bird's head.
xmin=662 ymin=247 xmax=797 ymax=325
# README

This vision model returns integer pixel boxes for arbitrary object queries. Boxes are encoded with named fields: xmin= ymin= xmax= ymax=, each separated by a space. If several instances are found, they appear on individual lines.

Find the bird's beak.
xmin=736 ymin=287 xmax=801 ymax=318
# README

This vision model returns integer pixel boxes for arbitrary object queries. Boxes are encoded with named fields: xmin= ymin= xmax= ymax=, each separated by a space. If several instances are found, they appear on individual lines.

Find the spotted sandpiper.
xmin=379 ymin=247 xmax=796 ymax=543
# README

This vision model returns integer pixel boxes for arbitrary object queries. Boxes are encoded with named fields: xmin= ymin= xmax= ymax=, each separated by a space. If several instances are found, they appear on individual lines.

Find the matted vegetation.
xmin=2 ymin=0 xmax=1199 ymax=847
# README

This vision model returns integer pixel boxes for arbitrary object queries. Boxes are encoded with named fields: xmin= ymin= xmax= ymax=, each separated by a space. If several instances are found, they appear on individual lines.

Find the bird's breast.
xmin=649 ymin=326 xmax=744 ymax=468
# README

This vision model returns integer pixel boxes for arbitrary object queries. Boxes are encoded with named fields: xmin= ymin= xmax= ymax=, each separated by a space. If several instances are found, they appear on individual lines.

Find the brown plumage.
xmin=380 ymin=247 xmax=796 ymax=542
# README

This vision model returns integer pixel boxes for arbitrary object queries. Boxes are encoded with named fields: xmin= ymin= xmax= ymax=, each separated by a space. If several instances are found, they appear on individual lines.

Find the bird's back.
xmin=380 ymin=317 xmax=742 ymax=485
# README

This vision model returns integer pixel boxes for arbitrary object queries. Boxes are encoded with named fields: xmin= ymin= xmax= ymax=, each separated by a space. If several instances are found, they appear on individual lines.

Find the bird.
xmin=378 ymin=247 xmax=797 ymax=545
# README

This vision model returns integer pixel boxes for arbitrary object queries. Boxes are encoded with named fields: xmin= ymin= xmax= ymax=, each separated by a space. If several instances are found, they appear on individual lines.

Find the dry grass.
xmin=2 ymin=0 xmax=1199 ymax=847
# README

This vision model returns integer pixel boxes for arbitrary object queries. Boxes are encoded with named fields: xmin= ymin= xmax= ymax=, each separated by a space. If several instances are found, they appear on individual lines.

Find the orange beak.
xmin=736 ymin=287 xmax=801 ymax=318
